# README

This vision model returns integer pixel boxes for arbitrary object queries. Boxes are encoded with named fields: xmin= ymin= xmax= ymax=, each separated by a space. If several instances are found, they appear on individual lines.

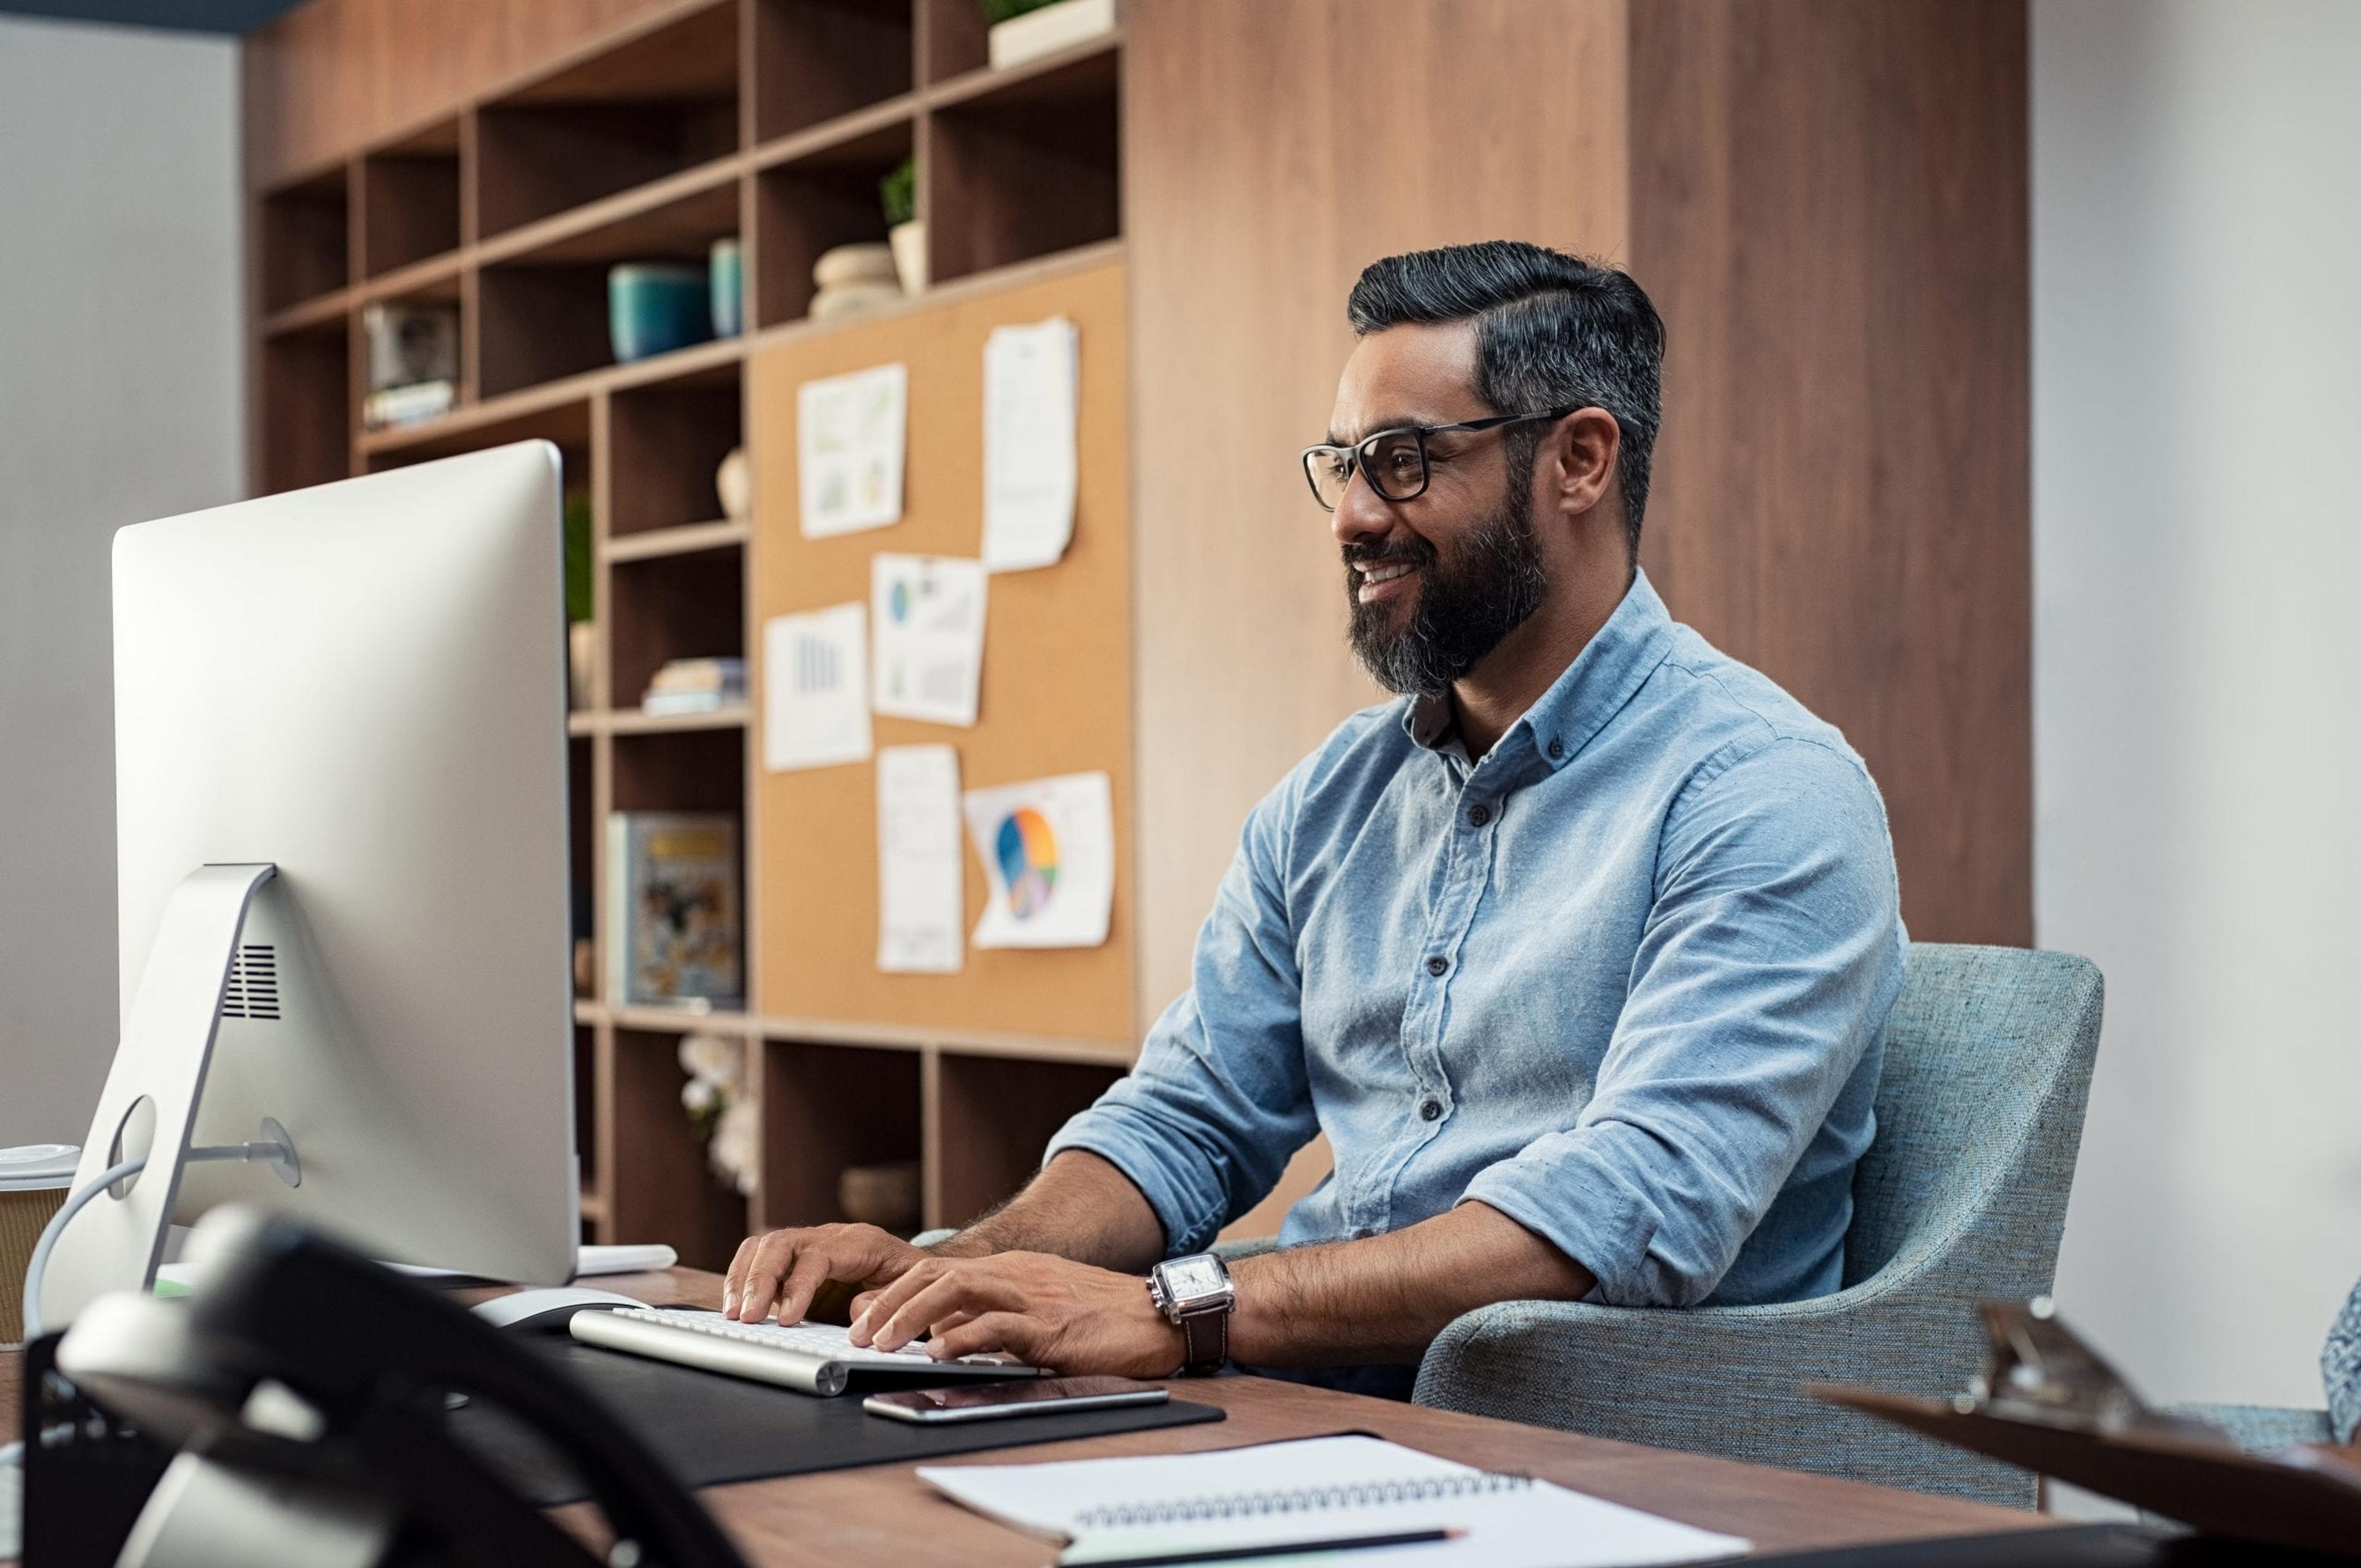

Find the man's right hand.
xmin=722 ymin=1223 xmax=931 ymax=1324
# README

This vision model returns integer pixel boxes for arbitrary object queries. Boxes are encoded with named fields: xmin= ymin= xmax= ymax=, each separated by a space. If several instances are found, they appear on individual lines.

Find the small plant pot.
xmin=890 ymin=220 xmax=927 ymax=297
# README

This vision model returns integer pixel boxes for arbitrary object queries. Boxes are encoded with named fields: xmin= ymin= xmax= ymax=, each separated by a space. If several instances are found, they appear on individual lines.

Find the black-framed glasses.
xmin=1300 ymin=404 xmax=1581 ymax=512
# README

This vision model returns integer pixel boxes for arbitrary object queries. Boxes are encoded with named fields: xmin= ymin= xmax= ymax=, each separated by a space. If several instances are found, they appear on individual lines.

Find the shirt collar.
xmin=1401 ymin=568 xmax=1677 ymax=774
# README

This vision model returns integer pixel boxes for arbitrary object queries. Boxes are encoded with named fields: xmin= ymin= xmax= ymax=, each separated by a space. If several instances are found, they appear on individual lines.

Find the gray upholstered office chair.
xmin=1409 ymin=943 xmax=2105 ymax=1508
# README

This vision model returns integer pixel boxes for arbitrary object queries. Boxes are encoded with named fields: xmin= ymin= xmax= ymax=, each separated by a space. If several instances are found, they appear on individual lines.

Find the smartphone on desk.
xmin=863 ymin=1376 xmax=1169 ymax=1423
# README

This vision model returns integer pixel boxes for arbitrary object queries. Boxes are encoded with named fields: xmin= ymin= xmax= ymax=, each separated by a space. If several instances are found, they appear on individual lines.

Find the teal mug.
xmin=609 ymin=263 xmax=712 ymax=363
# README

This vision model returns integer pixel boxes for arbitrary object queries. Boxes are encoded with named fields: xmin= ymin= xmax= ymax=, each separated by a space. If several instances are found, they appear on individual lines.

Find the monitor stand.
xmin=38 ymin=862 xmax=301 ymax=1332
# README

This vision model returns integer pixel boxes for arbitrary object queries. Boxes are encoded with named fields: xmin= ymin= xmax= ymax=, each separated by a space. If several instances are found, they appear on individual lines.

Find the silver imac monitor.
xmin=38 ymin=441 xmax=577 ymax=1330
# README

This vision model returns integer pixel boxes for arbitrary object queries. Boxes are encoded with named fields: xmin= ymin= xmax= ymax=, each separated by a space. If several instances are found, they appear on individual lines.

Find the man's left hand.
xmin=847 ymin=1250 xmax=1186 ymax=1377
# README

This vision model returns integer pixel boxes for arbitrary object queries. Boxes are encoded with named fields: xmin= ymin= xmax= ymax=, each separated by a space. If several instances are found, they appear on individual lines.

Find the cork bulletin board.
xmin=749 ymin=257 xmax=1133 ymax=1044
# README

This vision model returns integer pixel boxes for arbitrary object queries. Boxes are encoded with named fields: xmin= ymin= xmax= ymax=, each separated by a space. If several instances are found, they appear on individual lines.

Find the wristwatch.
xmin=1147 ymin=1251 xmax=1235 ymax=1376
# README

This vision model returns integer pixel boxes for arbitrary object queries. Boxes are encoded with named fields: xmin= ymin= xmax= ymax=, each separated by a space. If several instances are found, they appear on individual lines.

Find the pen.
xmin=1059 ymin=1526 xmax=1461 ymax=1567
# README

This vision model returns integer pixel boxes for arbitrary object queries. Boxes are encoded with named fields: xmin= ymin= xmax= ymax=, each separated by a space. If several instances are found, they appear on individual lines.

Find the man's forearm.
xmin=936 ymin=1149 xmax=1168 ymax=1272
xmin=1228 ymin=1200 xmax=1595 ymax=1366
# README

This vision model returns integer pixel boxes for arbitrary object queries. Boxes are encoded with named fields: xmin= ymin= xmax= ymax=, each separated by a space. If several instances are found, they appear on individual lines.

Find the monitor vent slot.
xmin=221 ymin=944 xmax=280 ymax=1021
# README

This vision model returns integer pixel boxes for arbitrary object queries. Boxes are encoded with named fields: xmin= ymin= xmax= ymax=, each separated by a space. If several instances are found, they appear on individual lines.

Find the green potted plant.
xmin=881 ymin=156 xmax=923 ymax=296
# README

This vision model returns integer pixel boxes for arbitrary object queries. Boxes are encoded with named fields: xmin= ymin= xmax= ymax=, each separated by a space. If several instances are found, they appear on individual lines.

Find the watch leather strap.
xmin=1178 ymin=1304 xmax=1228 ymax=1375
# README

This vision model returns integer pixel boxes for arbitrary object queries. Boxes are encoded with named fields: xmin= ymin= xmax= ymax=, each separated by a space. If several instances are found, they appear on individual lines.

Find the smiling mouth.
xmin=1356 ymin=560 xmax=1418 ymax=603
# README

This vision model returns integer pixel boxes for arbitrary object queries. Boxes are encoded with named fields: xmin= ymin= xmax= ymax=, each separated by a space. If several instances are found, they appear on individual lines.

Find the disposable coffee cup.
xmin=1 ymin=1142 xmax=79 ymax=1345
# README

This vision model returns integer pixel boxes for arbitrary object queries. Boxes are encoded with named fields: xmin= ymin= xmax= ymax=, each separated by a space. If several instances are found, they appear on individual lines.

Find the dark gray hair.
xmin=1347 ymin=241 xmax=1664 ymax=552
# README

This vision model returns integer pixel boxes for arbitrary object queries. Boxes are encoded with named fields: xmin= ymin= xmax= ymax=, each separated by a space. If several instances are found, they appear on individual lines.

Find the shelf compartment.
xmin=761 ymin=1039 xmax=922 ymax=1230
xmin=569 ymin=731 xmax=596 ymax=968
xmin=753 ymin=0 xmax=915 ymax=143
xmin=360 ymin=117 xmax=462 ymax=279
xmin=925 ymin=41 xmax=1119 ymax=285
xmin=609 ymin=1026 xmax=748 ymax=1268
xmin=575 ymin=1021 xmax=599 ymax=1200
xmin=935 ymin=1053 xmax=1124 ymax=1227
xmin=477 ymin=176 xmax=742 ymax=399
xmin=477 ymin=1 xmax=742 ymax=240
xmin=610 ymin=368 xmax=744 ymax=537
xmin=260 ymin=163 xmax=351 ymax=314
xmin=258 ymin=317 xmax=350 ymax=495
xmin=607 ymin=546 xmax=745 ymax=713
xmin=612 ymin=724 xmax=746 ymax=816
xmin=754 ymin=113 xmax=914 ymax=328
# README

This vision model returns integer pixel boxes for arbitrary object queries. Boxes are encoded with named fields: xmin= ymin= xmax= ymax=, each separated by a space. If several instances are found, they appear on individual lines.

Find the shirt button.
xmin=1425 ymin=956 xmax=1448 ymax=976
xmin=1467 ymin=803 xmax=1492 ymax=827
xmin=1548 ymin=740 xmax=1565 ymax=759
xmin=1419 ymin=1099 xmax=1443 ymax=1122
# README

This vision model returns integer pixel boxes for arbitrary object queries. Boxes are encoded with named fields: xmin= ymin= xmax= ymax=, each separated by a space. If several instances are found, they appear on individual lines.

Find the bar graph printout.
xmin=763 ymin=602 xmax=872 ymax=772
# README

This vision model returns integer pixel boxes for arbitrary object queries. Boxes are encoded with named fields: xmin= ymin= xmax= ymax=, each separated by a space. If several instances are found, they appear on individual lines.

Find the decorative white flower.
xmin=711 ymin=1096 xmax=761 ymax=1197
xmin=677 ymin=1032 xmax=743 ymax=1089
xmin=681 ymin=1076 xmax=719 ymax=1115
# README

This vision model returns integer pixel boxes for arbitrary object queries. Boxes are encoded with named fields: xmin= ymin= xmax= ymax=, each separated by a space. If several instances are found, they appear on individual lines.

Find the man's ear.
xmin=1546 ymin=408 xmax=1621 ymax=520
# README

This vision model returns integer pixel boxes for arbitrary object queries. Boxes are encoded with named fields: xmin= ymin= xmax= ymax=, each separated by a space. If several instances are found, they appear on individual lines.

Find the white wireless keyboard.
xmin=569 ymin=1307 xmax=1043 ymax=1398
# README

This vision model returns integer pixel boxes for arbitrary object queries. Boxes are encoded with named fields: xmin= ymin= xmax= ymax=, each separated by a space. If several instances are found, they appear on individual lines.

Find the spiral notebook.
xmin=917 ymin=1433 xmax=1750 ymax=1567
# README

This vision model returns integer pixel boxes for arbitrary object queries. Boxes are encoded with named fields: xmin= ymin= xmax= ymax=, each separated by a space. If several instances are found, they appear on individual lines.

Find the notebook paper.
xmin=917 ymin=1433 xmax=1750 ymax=1567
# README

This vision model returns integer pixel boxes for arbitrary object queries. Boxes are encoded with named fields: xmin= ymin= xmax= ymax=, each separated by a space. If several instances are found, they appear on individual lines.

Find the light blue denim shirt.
xmin=1048 ymin=570 xmax=1905 ymax=1307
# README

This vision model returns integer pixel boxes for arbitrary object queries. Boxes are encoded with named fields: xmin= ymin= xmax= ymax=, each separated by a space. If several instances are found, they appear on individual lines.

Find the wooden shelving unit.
xmin=248 ymin=0 xmax=1125 ymax=1268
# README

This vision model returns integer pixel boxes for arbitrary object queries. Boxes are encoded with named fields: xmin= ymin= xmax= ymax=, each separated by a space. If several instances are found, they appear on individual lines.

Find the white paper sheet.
xmin=876 ymin=745 xmax=965 ymax=974
xmin=919 ymin=1435 xmax=1750 ymax=1568
xmin=798 ymin=362 xmax=908 ymax=538
xmin=762 ymin=603 xmax=872 ymax=772
xmin=981 ymin=317 xmax=1078 ymax=572
xmin=871 ymin=554 xmax=988 ymax=727
xmin=962 ymin=771 xmax=1112 ymax=949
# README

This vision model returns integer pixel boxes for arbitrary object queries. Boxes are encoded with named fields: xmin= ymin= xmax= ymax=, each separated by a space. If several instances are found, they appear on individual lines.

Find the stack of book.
xmin=361 ymin=301 xmax=459 ymax=430
xmin=642 ymin=657 xmax=745 ymax=716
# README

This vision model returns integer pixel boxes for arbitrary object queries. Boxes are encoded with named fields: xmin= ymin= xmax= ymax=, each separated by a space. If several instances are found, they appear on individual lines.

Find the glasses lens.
xmin=1364 ymin=431 xmax=1426 ymax=501
xmin=1306 ymin=447 xmax=1354 ymax=511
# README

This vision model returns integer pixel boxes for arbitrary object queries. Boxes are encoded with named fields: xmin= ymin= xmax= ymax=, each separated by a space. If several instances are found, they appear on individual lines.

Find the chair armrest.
xmin=2162 ymin=1402 xmax=2335 ymax=1454
xmin=1415 ymin=1293 xmax=2029 ymax=1506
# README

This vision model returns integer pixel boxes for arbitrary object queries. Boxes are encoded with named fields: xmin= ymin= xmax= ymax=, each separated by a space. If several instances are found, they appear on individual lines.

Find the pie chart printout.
xmin=995 ymin=807 xmax=1060 ymax=919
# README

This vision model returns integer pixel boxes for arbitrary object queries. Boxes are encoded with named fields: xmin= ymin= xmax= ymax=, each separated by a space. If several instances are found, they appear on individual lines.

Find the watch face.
xmin=1161 ymin=1256 xmax=1227 ymax=1300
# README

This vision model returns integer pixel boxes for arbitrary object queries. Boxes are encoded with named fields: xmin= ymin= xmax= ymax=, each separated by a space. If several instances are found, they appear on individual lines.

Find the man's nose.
xmin=1329 ymin=467 xmax=1397 ymax=550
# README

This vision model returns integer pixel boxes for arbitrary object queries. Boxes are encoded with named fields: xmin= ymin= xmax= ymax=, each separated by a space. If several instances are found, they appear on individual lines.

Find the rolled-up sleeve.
xmin=1461 ymin=737 xmax=1904 ymax=1306
xmin=1045 ymin=776 xmax=1319 ymax=1256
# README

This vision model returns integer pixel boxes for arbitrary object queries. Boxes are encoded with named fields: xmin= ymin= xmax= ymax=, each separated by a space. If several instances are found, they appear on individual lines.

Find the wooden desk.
xmin=7 ymin=1267 xmax=2055 ymax=1565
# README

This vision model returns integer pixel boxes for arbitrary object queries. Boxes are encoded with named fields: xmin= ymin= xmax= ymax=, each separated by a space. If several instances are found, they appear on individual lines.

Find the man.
xmin=724 ymin=241 xmax=1905 ymax=1393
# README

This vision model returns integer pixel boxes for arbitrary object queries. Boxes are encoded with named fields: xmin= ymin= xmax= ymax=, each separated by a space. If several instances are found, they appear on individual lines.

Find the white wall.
xmin=2036 ymin=0 xmax=2361 ymax=1408
xmin=0 ymin=17 xmax=242 ymax=1147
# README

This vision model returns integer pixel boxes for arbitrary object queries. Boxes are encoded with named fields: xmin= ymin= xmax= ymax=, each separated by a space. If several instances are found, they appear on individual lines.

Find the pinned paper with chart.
xmin=963 ymin=771 xmax=1113 ymax=949
xmin=876 ymin=745 xmax=964 ymax=973
xmin=762 ymin=603 xmax=872 ymax=772
xmin=871 ymin=554 xmax=987 ymax=727
xmin=981 ymin=317 xmax=1078 ymax=572
xmin=798 ymin=362 xmax=908 ymax=538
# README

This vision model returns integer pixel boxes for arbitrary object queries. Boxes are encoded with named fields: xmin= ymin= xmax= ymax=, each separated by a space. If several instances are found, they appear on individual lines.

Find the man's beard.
xmin=1345 ymin=486 xmax=1548 ymax=698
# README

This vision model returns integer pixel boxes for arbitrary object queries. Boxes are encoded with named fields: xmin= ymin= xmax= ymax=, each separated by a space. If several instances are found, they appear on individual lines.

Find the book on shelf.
xmin=605 ymin=813 xmax=743 ymax=1008
xmin=362 ymin=301 xmax=459 ymax=392
xmin=362 ymin=378 xmax=455 ymax=430
xmin=641 ymin=657 xmax=746 ymax=716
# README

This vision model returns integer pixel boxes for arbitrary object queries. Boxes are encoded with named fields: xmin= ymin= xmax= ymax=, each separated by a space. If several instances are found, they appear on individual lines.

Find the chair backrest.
xmin=1841 ymin=944 xmax=2105 ymax=1297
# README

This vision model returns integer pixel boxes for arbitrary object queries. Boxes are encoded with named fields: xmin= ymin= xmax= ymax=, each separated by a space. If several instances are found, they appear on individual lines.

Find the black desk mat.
xmin=451 ymin=1337 xmax=1224 ymax=1506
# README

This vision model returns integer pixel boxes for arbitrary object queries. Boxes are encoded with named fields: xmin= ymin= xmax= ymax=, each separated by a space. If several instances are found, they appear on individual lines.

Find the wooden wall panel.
xmin=749 ymin=259 xmax=1134 ymax=1045
xmin=244 ymin=0 xmax=693 ymax=186
xmin=1124 ymin=0 xmax=1632 ymax=1028
xmin=1630 ymin=0 xmax=2031 ymax=944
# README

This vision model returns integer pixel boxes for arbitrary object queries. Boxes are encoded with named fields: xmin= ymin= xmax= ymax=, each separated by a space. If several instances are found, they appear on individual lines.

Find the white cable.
xmin=19 ymin=1140 xmax=293 ymax=1345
